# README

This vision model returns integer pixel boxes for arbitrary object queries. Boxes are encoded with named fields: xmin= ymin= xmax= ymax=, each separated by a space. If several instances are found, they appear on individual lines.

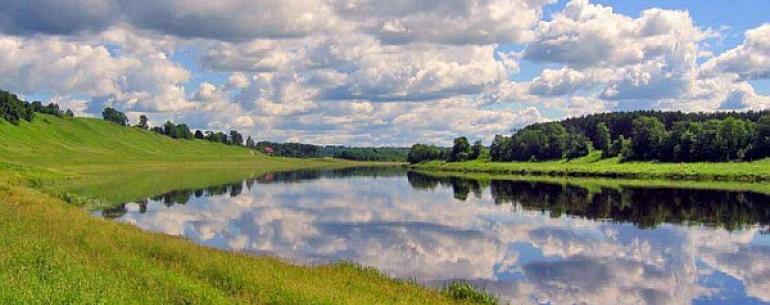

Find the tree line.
xmin=406 ymin=172 xmax=770 ymax=230
xmin=101 ymin=106 xmax=409 ymax=161
xmin=253 ymin=141 xmax=409 ymax=161
xmin=0 ymin=89 xmax=74 ymax=125
xmin=408 ymin=110 xmax=770 ymax=164
xmin=101 ymin=107 xmax=251 ymax=146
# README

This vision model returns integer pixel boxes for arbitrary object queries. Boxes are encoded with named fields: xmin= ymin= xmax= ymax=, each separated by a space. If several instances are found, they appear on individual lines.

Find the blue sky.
xmin=0 ymin=0 xmax=768 ymax=145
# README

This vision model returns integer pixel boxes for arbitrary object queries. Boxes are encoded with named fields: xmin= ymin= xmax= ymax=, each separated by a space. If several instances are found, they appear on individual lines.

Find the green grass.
xmin=0 ymin=114 xmax=482 ymax=305
xmin=413 ymin=150 xmax=770 ymax=181
xmin=410 ymin=169 xmax=770 ymax=196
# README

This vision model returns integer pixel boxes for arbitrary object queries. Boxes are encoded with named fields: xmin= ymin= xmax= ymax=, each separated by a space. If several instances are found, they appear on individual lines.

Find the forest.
xmin=408 ymin=110 xmax=770 ymax=164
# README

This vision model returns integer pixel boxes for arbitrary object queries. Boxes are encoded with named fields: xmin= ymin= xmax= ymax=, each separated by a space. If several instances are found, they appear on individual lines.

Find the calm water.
xmin=98 ymin=167 xmax=770 ymax=305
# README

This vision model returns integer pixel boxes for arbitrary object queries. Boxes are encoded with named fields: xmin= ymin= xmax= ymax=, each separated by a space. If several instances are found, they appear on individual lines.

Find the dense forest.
xmin=409 ymin=110 xmax=770 ymax=164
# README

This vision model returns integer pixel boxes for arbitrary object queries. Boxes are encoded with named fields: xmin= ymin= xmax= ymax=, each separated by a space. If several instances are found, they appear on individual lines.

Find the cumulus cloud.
xmin=337 ymin=0 xmax=555 ymax=45
xmin=0 ymin=0 xmax=336 ymax=41
xmin=0 ymin=35 xmax=193 ymax=112
xmin=701 ymin=24 xmax=770 ymax=80
xmin=519 ymin=0 xmax=713 ymax=103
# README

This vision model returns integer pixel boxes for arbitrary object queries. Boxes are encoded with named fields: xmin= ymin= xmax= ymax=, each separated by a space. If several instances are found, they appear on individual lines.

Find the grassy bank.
xmin=0 ymin=115 xmax=469 ymax=305
xmin=412 ymin=151 xmax=770 ymax=181
xmin=409 ymin=169 xmax=770 ymax=196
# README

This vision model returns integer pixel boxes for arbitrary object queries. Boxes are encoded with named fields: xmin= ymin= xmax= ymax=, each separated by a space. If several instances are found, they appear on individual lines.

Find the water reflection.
xmin=98 ymin=168 xmax=770 ymax=305
xmin=407 ymin=172 xmax=770 ymax=230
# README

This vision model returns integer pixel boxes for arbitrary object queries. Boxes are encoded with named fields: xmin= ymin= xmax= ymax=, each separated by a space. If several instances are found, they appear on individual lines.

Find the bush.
xmin=443 ymin=282 xmax=499 ymax=305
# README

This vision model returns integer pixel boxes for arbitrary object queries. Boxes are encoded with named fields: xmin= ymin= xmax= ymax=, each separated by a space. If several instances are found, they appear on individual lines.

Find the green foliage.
xmin=408 ymin=144 xmax=445 ymax=164
xmin=470 ymin=140 xmax=484 ymax=160
xmin=253 ymin=141 xmax=409 ymax=161
xmin=628 ymin=116 xmax=667 ymax=160
xmin=330 ymin=147 xmax=409 ymax=161
xmin=442 ymin=282 xmax=498 ymax=305
xmin=229 ymin=130 xmax=244 ymax=146
xmin=749 ymin=115 xmax=770 ymax=160
xmin=101 ymin=107 xmax=128 ymax=126
xmin=489 ymin=135 xmax=513 ymax=162
xmin=595 ymin=122 xmax=611 ymax=152
xmin=194 ymin=130 xmax=205 ymax=140
xmin=0 ymin=89 xmax=35 ymax=124
xmin=449 ymin=137 xmax=472 ymax=162
xmin=566 ymin=133 xmax=591 ymax=159
xmin=136 ymin=115 xmax=149 ymax=130
xmin=204 ymin=131 xmax=229 ymax=144
xmin=159 ymin=121 xmax=193 ymax=139
xmin=492 ymin=122 xmax=568 ymax=161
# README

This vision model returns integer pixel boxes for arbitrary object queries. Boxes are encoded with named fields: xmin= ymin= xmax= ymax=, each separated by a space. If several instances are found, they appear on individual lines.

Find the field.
xmin=0 ymin=114 xmax=476 ymax=305
xmin=413 ymin=151 xmax=770 ymax=181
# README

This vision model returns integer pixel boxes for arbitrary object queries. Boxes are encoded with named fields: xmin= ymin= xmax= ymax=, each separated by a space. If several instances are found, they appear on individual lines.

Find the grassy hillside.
xmin=413 ymin=151 xmax=770 ymax=181
xmin=0 ymin=114 xmax=269 ymax=165
xmin=0 ymin=115 xmax=475 ymax=305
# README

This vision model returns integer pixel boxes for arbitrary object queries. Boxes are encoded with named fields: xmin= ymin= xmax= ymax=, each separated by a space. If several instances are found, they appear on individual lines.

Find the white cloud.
xmin=0 ymin=35 xmax=193 ymax=112
xmin=701 ymin=24 xmax=770 ymax=80
xmin=337 ymin=0 xmax=556 ymax=45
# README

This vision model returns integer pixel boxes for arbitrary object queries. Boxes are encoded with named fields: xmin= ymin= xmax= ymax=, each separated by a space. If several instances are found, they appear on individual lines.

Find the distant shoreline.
xmin=410 ymin=152 xmax=770 ymax=182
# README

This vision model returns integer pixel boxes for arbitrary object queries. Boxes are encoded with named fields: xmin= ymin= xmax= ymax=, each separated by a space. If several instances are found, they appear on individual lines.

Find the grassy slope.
xmin=0 ymin=115 xmax=464 ymax=305
xmin=414 ymin=151 xmax=770 ymax=181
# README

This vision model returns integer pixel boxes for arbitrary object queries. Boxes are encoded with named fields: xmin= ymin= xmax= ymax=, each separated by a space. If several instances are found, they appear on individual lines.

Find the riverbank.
xmin=411 ymin=151 xmax=770 ymax=181
xmin=0 ymin=115 xmax=472 ymax=305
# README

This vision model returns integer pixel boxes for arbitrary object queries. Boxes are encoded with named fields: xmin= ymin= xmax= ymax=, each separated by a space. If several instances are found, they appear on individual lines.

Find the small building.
xmin=264 ymin=147 xmax=274 ymax=155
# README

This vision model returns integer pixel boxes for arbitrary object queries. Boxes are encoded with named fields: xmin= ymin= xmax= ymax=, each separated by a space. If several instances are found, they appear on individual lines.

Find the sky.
xmin=1 ymin=0 xmax=769 ymax=146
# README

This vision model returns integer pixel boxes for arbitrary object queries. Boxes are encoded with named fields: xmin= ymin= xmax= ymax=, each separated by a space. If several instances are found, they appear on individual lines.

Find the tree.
xmin=628 ymin=116 xmax=667 ymax=160
xmin=176 ymin=124 xmax=193 ymax=139
xmin=194 ymin=130 xmax=205 ymax=140
xmin=102 ymin=107 xmax=128 ymax=126
xmin=660 ymin=121 xmax=699 ymax=162
xmin=246 ymin=136 xmax=255 ymax=148
xmin=512 ymin=129 xmax=548 ymax=161
xmin=540 ymin=123 xmax=568 ymax=160
xmin=449 ymin=136 xmax=471 ymax=162
xmin=566 ymin=133 xmax=591 ymax=159
xmin=717 ymin=117 xmax=754 ymax=161
xmin=229 ymin=130 xmax=244 ymax=146
xmin=489 ymin=135 xmax=513 ymax=162
xmin=137 ymin=115 xmax=149 ymax=130
xmin=509 ymin=122 xmax=567 ymax=161
xmin=470 ymin=140 xmax=483 ymax=160
xmin=748 ymin=115 xmax=770 ymax=160
xmin=604 ymin=135 xmax=629 ymax=158
xmin=407 ymin=144 xmax=444 ymax=164
xmin=163 ymin=121 xmax=176 ymax=137
xmin=595 ymin=122 xmax=611 ymax=154
xmin=0 ymin=90 xmax=34 ymax=124
xmin=65 ymin=109 xmax=74 ymax=117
